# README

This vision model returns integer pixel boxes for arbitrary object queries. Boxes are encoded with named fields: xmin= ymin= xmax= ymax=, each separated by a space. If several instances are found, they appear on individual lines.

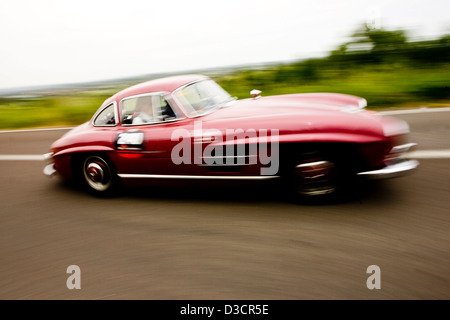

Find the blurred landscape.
xmin=1 ymin=25 xmax=449 ymax=130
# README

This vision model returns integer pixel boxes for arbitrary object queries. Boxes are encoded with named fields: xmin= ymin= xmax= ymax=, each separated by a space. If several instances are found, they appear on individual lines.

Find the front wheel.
xmin=285 ymin=151 xmax=349 ymax=204
xmin=81 ymin=154 xmax=118 ymax=197
xmin=294 ymin=160 xmax=338 ymax=197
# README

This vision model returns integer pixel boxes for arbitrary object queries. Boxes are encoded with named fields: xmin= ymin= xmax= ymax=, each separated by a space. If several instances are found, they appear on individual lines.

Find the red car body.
xmin=44 ymin=74 xmax=418 ymax=199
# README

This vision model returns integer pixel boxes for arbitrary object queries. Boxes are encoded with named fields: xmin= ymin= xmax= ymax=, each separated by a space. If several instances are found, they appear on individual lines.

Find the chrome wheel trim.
xmin=83 ymin=156 xmax=112 ymax=192
xmin=295 ymin=160 xmax=337 ymax=196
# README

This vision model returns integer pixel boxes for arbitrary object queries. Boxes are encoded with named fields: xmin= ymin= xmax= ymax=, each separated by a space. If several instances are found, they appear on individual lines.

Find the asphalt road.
xmin=0 ymin=109 xmax=449 ymax=300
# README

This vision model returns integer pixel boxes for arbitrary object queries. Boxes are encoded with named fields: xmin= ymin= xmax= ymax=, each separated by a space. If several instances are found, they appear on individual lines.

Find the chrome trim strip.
xmin=391 ymin=143 xmax=417 ymax=154
xmin=117 ymin=173 xmax=279 ymax=180
xmin=357 ymin=159 xmax=419 ymax=179
xmin=296 ymin=161 xmax=328 ymax=168
xmin=120 ymin=91 xmax=171 ymax=101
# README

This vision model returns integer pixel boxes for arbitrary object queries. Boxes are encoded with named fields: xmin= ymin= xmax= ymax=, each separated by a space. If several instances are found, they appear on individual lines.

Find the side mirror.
xmin=250 ymin=89 xmax=262 ymax=99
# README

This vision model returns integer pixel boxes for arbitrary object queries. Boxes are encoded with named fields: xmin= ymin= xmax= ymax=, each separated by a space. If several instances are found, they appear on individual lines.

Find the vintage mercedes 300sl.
xmin=44 ymin=74 xmax=418 ymax=201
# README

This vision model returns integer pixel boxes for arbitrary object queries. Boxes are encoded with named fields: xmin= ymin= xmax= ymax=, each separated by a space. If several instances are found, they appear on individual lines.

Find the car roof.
xmin=105 ymin=74 xmax=208 ymax=106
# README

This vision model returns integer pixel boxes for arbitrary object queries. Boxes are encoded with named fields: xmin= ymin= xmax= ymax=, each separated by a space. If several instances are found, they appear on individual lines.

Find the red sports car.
xmin=44 ymin=74 xmax=418 ymax=201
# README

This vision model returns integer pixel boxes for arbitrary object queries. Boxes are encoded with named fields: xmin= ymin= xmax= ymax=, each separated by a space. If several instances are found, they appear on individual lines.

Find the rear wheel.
xmin=80 ymin=154 xmax=118 ymax=197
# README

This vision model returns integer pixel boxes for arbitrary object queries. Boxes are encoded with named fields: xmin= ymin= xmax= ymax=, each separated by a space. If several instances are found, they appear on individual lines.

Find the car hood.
xmin=203 ymin=93 xmax=367 ymax=120
xmin=199 ymin=93 xmax=408 ymax=139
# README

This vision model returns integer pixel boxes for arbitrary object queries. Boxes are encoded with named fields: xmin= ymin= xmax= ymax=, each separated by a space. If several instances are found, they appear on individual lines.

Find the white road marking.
xmin=0 ymin=127 xmax=74 ymax=134
xmin=406 ymin=150 xmax=450 ymax=159
xmin=0 ymin=155 xmax=45 ymax=161
xmin=380 ymin=107 xmax=450 ymax=115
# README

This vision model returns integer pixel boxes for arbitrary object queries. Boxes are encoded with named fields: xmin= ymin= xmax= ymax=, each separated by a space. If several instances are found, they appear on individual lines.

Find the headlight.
xmin=382 ymin=119 xmax=410 ymax=137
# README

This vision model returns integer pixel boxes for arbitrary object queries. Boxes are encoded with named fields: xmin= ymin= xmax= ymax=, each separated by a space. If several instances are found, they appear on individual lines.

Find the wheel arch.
xmin=277 ymin=141 xmax=366 ymax=176
xmin=69 ymin=150 xmax=117 ymax=179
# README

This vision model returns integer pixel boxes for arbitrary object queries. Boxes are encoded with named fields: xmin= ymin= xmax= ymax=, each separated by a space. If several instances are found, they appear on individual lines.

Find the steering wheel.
xmin=122 ymin=112 xmax=140 ymax=124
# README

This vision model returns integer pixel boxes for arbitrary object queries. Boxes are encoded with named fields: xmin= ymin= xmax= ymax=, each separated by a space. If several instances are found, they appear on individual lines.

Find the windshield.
xmin=173 ymin=79 xmax=235 ymax=117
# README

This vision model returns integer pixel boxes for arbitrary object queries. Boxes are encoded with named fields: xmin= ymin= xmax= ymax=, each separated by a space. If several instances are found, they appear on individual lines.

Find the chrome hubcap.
xmin=83 ymin=156 xmax=112 ymax=192
xmin=295 ymin=160 xmax=336 ymax=196
xmin=86 ymin=163 xmax=104 ymax=183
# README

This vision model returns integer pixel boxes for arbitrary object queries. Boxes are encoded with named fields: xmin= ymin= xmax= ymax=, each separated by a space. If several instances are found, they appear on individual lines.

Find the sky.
xmin=0 ymin=0 xmax=449 ymax=90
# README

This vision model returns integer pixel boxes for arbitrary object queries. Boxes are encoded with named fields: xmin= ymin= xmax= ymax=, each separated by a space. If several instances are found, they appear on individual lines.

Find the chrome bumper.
xmin=43 ymin=152 xmax=57 ymax=177
xmin=357 ymin=142 xmax=419 ymax=179
xmin=43 ymin=163 xmax=57 ymax=177
xmin=357 ymin=159 xmax=419 ymax=179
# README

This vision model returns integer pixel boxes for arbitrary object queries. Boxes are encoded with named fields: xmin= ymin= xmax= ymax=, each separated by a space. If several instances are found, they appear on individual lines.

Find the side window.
xmin=93 ymin=103 xmax=117 ymax=126
xmin=121 ymin=94 xmax=177 ymax=125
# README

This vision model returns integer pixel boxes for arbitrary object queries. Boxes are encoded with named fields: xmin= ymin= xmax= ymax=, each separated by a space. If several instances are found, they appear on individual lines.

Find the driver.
xmin=132 ymin=96 xmax=154 ymax=124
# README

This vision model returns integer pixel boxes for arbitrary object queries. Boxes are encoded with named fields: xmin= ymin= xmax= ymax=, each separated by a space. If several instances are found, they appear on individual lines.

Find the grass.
xmin=217 ymin=64 xmax=450 ymax=108
xmin=0 ymin=93 xmax=111 ymax=129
